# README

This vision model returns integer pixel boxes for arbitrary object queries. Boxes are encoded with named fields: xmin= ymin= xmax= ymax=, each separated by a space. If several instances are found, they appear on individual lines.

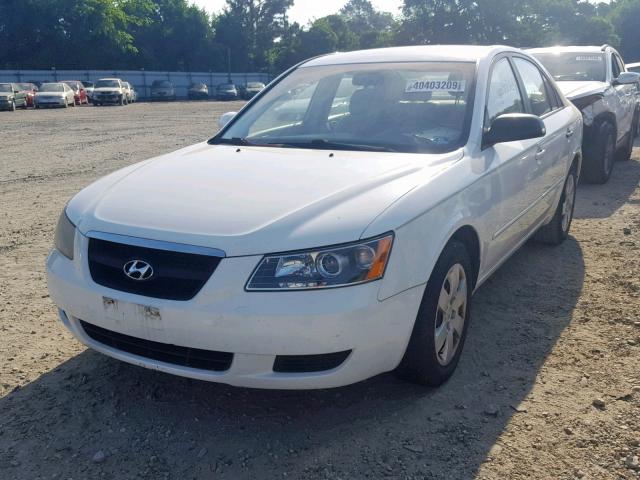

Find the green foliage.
xmin=0 ymin=0 xmax=638 ymax=72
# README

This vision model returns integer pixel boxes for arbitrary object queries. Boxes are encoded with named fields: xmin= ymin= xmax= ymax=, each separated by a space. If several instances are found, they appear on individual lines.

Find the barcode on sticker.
xmin=405 ymin=79 xmax=466 ymax=93
xmin=576 ymin=56 xmax=602 ymax=62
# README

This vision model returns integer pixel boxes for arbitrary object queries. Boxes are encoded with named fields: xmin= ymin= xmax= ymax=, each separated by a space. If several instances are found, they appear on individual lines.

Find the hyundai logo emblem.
xmin=123 ymin=260 xmax=154 ymax=281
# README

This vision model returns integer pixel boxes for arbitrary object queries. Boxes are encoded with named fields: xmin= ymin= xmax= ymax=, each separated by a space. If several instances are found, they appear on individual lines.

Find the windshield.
xmin=62 ymin=82 xmax=79 ymax=91
xmin=219 ymin=84 xmax=235 ymax=90
xmin=96 ymin=80 xmax=120 ymax=88
xmin=40 ymin=84 xmax=64 ymax=92
xmin=152 ymin=81 xmax=172 ymax=88
xmin=533 ymin=53 xmax=606 ymax=82
xmin=82 ymin=81 xmax=94 ymax=88
xmin=0 ymin=84 xmax=13 ymax=92
xmin=214 ymin=61 xmax=475 ymax=154
xmin=17 ymin=83 xmax=33 ymax=90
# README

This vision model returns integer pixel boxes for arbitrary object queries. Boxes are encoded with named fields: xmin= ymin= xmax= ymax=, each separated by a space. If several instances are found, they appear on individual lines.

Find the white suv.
xmin=530 ymin=45 xmax=640 ymax=184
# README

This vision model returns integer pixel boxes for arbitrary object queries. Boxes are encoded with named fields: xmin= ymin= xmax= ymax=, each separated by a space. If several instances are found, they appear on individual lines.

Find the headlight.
xmin=246 ymin=233 xmax=394 ymax=291
xmin=54 ymin=210 xmax=76 ymax=260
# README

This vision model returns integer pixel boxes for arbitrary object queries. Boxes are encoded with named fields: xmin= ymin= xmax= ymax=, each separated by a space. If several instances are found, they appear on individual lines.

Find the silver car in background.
xmin=34 ymin=83 xmax=75 ymax=108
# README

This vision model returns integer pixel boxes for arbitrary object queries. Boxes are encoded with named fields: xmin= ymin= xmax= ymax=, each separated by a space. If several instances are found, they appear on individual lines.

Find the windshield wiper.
xmin=217 ymin=137 xmax=256 ymax=146
xmin=267 ymin=139 xmax=396 ymax=152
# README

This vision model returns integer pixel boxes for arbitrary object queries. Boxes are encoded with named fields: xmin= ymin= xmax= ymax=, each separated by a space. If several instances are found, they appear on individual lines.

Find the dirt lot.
xmin=0 ymin=101 xmax=639 ymax=480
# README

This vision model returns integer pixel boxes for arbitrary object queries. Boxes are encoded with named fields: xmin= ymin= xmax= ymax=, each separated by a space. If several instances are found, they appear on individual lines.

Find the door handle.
xmin=566 ymin=128 xmax=574 ymax=138
xmin=535 ymin=148 xmax=546 ymax=159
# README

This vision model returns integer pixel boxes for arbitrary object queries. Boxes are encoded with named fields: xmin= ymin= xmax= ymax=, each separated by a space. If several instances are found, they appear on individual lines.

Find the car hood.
xmin=36 ymin=92 xmax=64 ymax=96
xmin=94 ymin=88 xmax=121 ymax=93
xmin=67 ymin=142 xmax=462 ymax=256
xmin=556 ymin=81 xmax=606 ymax=100
xmin=0 ymin=93 xmax=13 ymax=98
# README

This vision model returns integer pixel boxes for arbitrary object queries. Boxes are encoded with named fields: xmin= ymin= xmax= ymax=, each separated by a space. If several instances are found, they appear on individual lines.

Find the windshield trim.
xmin=208 ymin=60 xmax=478 ymax=154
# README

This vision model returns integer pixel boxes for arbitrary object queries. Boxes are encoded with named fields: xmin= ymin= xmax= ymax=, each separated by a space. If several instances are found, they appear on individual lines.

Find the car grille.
xmin=88 ymin=238 xmax=222 ymax=301
xmin=80 ymin=320 xmax=233 ymax=371
xmin=273 ymin=351 xmax=351 ymax=373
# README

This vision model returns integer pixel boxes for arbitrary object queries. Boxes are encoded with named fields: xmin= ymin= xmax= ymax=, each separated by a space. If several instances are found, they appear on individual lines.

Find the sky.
xmin=191 ymin=0 xmax=404 ymax=25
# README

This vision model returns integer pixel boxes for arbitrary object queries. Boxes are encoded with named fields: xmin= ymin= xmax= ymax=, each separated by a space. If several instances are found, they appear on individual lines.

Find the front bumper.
xmin=46 ymin=233 xmax=422 ymax=389
xmin=94 ymin=94 xmax=121 ymax=103
xmin=36 ymin=97 xmax=66 ymax=107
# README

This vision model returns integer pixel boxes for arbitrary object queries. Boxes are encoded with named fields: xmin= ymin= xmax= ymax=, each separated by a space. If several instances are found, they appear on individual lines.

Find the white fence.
xmin=0 ymin=70 xmax=273 ymax=99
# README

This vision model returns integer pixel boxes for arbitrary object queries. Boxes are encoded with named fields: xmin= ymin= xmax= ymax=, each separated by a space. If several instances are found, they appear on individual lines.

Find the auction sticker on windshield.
xmin=405 ymin=78 xmax=466 ymax=93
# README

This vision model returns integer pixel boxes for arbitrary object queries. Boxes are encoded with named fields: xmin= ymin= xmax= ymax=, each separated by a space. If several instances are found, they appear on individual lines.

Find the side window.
xmin=615 ymin=55 xmax=625 ymax=75
xmin=486 ymin=58 xmax=524 ymax=126
xmin=611 ymin=54 xmax=621 ymax=79
xmin=513 ymin=58 xmax=553 ymax=117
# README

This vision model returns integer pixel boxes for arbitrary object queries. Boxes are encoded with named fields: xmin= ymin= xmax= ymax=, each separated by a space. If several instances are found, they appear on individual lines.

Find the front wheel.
xmin=582 ymin=122 xmax=615 ymax=184
xmin=534 ymin=166 xmax=577 ymax=245
xmin=396 ymin=240 xmax=472 ymax=386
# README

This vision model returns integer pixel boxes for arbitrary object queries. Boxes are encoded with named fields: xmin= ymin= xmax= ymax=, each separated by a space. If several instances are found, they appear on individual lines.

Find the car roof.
xmin=302 ymin=45 xmax=519 ymax=67
xmin=627 ymin=62 xmax=640 ymax=68
xmin=528 ymin=45 xmax=614 ymax=55
xmin=97 ymin=78 xmax=121 ymax=81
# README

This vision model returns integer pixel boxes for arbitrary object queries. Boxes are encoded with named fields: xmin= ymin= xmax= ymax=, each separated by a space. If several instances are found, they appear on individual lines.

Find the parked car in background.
xmin=0 ymin=83 xmax=28 ymax=111
xmin=34 ymin=83 xmax=75 ymax=108
xmin=240 ymin=82 xmax=265 ymax=99
xmin=188 ymin=83 xmax=209 ymax=100
xmin=121 ymin=82 xmax=133 ymax=103
xmin=93 ymin=78 xmax=128 ymax=106
xmin=627 ymin=62 xmax=640 ymax=74
xmin=629 ymin=63 xmax=640 ymax=136
xmin=530 ymin=45 xmax=640 ymax=184
xmin=216 ymin=83 xmax=238 ymax=100
xmin=82 ymin=81 xmax=95 ymax=103
xmin=61 ymin=80 xmax=89 ymax=105
xmin=150 ymin=80 xmax=176 ymax=101
xmin=47 ymin=45 xmax=583 ymax=390
xmin=127 ymin=83 xmax=138 ymax=103
xmin=16 ymin=82 xmax=38 ymax=107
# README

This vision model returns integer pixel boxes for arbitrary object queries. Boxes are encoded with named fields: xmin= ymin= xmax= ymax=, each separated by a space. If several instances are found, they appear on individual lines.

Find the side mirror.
xmin=483 ymin=113 xmax=546 ymax=148
xmin=613 ymin=71 xmax=640 ymax=86
xmin=219 ymin=111 xmax=237 ymax=129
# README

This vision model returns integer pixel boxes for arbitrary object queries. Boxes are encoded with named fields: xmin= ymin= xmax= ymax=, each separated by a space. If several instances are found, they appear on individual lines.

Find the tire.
xmin=617 ymin=115 xmax=636 ymax=161
xmin=396 ymin=240 xmax=473 ymax=386
xmin=582 ymin=122 xmax=615 ymax=184
xmin=534 ymin=166 xmax=577 ymax=245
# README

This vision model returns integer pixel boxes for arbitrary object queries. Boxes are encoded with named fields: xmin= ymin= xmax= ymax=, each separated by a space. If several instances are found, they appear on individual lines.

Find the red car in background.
xmin=16 ymin=83 xmax=38 ymax=107
xmin=61 ymin=80 xmax=89 ymax=105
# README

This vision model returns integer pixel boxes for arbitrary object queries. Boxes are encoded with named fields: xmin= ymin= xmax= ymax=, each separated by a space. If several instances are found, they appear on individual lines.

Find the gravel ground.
xmin=0 ymin=101 xmax=639 ymax=480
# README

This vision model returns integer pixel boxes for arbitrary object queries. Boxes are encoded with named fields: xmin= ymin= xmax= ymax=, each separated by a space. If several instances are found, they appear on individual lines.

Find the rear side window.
xmin=614 ymin=54 xmax=625 ymax=77
xmin=513 ymin=58 xmax=553 ymax=117
xmin=486 ymin=58 xmax=524 ymax=125
xmin=611 ymin=54 xmax=621 ymax=79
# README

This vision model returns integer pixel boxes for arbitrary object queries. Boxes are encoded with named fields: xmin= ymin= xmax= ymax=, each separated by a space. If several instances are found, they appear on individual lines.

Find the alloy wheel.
xmin=434 ymin=263 xmax=467 ymax=366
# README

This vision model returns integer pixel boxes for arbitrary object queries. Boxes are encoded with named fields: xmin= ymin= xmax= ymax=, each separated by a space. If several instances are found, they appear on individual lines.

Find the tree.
xmin=610 ymin=0 xmax=640 ymax=61
xmin=215 ymin=0 xmax=293 ymax=71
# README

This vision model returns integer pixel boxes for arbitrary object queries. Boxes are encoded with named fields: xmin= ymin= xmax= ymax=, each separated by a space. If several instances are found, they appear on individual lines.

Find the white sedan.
xmin=35 ymin=83 xmax=76 ymax=108
xmin=47 ymin=45 xmax=583 ymax=389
